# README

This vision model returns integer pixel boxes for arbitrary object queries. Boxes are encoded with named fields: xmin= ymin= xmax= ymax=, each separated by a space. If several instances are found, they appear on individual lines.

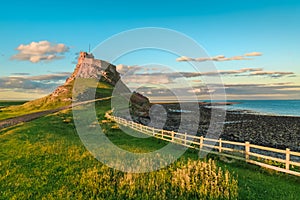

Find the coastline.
xmin=224 ymin=99 xmax=300 ymax=117
xmin=150 ymin=100 xmax=300 ymax=117
xmin=149 ymin=102 xmax=300 ymax=152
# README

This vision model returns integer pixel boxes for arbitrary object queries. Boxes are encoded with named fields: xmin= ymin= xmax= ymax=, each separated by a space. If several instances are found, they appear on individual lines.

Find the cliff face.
xmin=51 ymin=52 xmax=121 ymax=99
xmin=66 ymin=52 xmax=120 ymax=85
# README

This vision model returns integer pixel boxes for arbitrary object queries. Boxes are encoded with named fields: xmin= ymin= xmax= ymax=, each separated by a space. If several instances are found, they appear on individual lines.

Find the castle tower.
xmin=78 ymin=52 xmax=94 ymax=64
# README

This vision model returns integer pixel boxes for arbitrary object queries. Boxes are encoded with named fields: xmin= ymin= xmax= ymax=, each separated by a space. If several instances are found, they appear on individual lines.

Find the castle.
xmin=78 ymin=52 xmax=94 ymax=64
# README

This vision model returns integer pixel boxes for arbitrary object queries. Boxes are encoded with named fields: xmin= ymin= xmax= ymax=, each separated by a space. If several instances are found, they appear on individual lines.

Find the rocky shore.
xmin=146 ymin=103 xmax=300 ymax=152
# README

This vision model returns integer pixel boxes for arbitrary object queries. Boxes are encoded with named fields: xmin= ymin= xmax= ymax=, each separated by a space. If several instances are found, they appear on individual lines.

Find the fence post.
xmin=152 ymin=127 xmax=155 ymax=136
xmin=162 ymin=130 xmax=164 ymax=138
xmin=245 ymin=142 xmax=250 ymax=162
xmin=219 ymin=138 xmax=222 ymax=153
xmin=172 ymin=131 xmax=174 ymax=141
xmin=286 ymin=148 xmax=290 ymax=170
xmin=200 ymin=136 xmax=204 ymax=149
xmin=184 ymin=133 xmax=187 ymax=146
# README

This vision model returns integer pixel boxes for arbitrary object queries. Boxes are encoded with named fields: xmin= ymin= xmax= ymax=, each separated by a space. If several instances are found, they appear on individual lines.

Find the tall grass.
xmin=73 ymin=158 xmax=237 ymax=200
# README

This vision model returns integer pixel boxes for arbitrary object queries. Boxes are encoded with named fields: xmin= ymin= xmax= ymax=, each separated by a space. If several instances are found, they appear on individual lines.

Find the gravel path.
xmin=0 ymin=97 xmax=111 ymax=131
xmin=0 ymin=106 xmax=70 ymax=130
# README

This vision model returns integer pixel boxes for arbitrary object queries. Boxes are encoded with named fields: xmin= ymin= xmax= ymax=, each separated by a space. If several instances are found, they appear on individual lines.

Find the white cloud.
xmin=122 ymin=74 xmax=172 ymax=84
xmin=176 ymin=56 xmax=193 ymax=62
xmin=176 ymin=55 xmax=251 ymax=62
xmin=176 ymin=51 xmax=263 ymax=62
xmin=116 ymin=64 xmax=143 ymax=75
xmin=174 ymin=68 xmax=263 ymax=77
xmin=188 ymin=88 xmax=201 ymax=93
xmin=12 ymin=40 xmax=69 ymax=63
xmin=249 ymin=71 xmax=294 ymax=78
xmin=244 ymin=52 xmax=263 ymax=57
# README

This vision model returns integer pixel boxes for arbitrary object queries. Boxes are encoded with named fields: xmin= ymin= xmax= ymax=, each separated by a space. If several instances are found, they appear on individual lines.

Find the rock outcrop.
xmin=129 ymin=92 xmax=151 ymax=124
xmin=66 ymin=52 xmax=120 ymax=85
xmin=49 ymin=52 xmax=119 ymax=101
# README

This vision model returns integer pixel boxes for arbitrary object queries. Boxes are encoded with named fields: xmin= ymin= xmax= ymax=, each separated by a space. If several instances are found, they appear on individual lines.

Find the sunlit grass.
xmin=72 ymin=158 xmax=237 ymax=200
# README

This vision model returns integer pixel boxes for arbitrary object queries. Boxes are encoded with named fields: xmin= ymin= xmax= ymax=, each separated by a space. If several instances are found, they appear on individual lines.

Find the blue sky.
xmin=1 ymin=0 xmax=300 ymax=100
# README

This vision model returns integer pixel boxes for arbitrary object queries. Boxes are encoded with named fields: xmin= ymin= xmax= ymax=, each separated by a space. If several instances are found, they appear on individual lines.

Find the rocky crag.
xmin=58 ymin=52 xmax=150 ymax=122
xmin=50 ymin=52 xmax=121 ymax=101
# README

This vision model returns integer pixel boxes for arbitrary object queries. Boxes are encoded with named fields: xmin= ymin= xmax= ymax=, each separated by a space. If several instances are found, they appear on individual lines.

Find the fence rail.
xmin=106 ymin=113 xmax=300 ymax=177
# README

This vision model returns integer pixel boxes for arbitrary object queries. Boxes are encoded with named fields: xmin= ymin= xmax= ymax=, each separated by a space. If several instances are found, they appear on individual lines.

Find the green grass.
xmin=0 ymin=100 xmax=28 ymax=107
xmin=209 ymin=155 xmax=300 ymax=200
xmin=0 ymin=99 xmax=299 ymax=199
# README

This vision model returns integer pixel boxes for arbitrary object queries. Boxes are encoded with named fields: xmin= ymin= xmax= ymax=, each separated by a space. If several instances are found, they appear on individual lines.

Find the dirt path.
xmin=0 ymin=97 xmax=111 ymax=130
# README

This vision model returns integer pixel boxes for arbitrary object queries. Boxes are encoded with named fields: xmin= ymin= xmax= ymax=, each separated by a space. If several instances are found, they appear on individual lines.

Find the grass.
xmin=0 ymin=100 xmax=28 ymax=107
xmin=0 ymin=98 xmax=299 ymax=199
xmin=212 ymin=156 xmax=300 ymax=199
xmin=0 ymin=101 xmax=28 ymax=120
xmin=0 ymin=100 xmax=237 ymax=199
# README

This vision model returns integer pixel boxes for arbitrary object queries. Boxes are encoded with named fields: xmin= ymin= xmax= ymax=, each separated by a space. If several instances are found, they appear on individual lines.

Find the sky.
xmin=1 ymin=0 xmax=300 ymax=100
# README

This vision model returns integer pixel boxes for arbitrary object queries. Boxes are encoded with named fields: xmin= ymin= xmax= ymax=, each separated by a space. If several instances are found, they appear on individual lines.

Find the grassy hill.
xmin=0 ymin=80 xmax=113 ymax=121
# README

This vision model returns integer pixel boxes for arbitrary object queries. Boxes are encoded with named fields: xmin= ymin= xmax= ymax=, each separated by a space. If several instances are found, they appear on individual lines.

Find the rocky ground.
xmin=144 ymin=103 xmax=300 ymax=152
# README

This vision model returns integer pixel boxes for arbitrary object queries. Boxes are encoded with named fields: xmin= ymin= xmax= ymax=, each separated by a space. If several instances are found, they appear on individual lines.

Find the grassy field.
xmin=0 ymin=100 xmax=28 ymax=107
xmin=0 ymin=99 xmax=299 ymax=199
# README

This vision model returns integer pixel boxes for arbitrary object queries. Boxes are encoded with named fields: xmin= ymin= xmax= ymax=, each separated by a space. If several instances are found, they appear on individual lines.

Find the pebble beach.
xmin=151 ymin=103 xmax=300 ymax=152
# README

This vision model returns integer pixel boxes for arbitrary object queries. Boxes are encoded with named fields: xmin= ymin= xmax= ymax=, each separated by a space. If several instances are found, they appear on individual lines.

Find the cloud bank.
xmin=11 ymin=41 xmax=69 ymax=63
xmin=139 ymin=82 xmax=300 ymax=100
xmin=118 ymin=64 xmax=295 ymax=89
xmin=0 ymin=72 xmax=71 ymax=93
xmin=140 ymin=68 xmax=293 ymax=79
xmin=248 ymin=71 xmax=294 ymax=78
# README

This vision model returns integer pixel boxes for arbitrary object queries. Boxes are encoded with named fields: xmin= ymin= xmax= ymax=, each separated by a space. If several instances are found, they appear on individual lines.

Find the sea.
xmin=215 ymin=100 xmax=300 ymax=117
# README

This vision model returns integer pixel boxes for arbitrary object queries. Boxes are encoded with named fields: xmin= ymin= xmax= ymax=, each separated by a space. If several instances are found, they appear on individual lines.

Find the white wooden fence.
xmin=106 ymin=113 xmax=300 ymax=177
